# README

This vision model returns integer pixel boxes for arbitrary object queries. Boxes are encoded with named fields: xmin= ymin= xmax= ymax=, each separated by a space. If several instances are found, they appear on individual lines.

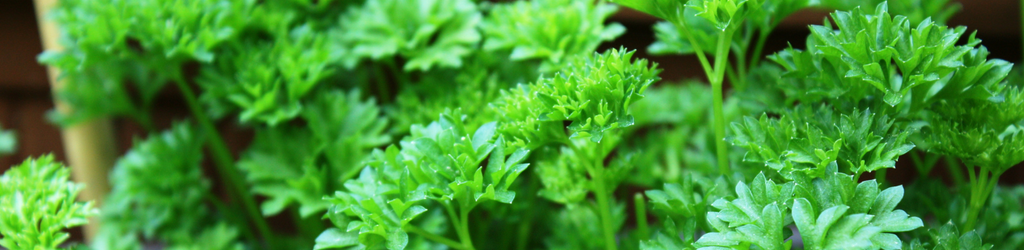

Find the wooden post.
xmin=32 ymin=0 xmax=118 ymax=241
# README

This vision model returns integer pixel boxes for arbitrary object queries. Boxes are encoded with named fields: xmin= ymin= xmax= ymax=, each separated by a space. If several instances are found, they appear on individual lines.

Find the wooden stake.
xmin=32 ymin=0 xmax=118 ymax=241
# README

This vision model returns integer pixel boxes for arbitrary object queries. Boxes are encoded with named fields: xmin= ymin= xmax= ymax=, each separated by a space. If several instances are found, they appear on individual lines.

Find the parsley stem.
xmin=171 ymin=77 xmax=274 ymax=247
xmin=458 ymin=208 xmax=476 ymax=250
xmin=748 ymin=26 xmax=771 ymax=73
xmin=589 ymin=140 xmax=618 ymax=250
xmin=711 ymin=30 xmax=734 ymax=175
xmin=593 ymin=168 xmax=618 ymax=250
xmin=634 ymin=193 xmax=649 ymax=238
xmin=964 ymin=167 xmax=1003 ymax=230
xmin=443 ymin=202 xmax=477 ymax=250
xmin=945 ymin=157 xmax=965 ymax=189
xmin=673 ymin=19 xmax=714 ymax=80
xmin=405 ymin=224 xmax=469 ymax=250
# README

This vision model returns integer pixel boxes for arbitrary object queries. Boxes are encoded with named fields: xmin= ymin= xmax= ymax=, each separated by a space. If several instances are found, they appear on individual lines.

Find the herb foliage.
xmin=2 ymin=0 xmax=1021 ymax=249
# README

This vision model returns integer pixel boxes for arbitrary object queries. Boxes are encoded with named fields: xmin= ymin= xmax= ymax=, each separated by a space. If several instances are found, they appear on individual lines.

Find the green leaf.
xmin=640 ymin=217 xmax=698 ymax=250
xmin=0 ymin=155 xmax=95 ymax=250
xmin=770 ymin=3 xmax=1010 ymax=113
xmin=165 ymin=222 xmax=244 ymax=250
xmin=325 ymin=110 xmax=530 ymax=249
xmin=495 ymin=48 xmax=661 ymax=147
xmin=927 ymin=86 xmax=1024 ymax=171
xmin=731 ymin=106 xmax=914 ymax=178
xmin=100 ymin=123 xmax=214 ymax=243
xmin=697 ymin=173 xmax=793 ymax=250
xmin=920 ymin=222 xmax=994 ymax=250
xmin=199 ymin=24 xmax=339 ymax=126
xmin=339 ymin=0 xmax=481 ymax=71
xmin=239 ymin=90 xmax=390 ymax=218
xmin=314 ymin=228 xmax=360 ymax=250
xmin=483 ymin=0 xmax=624 ymax=72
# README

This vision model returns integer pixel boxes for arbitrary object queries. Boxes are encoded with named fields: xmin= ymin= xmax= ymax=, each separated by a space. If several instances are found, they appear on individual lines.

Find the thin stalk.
xmin=724 ymin=65 xmax=740 ymax=89
xmin=733 ymin=25 xmax=754 ymax=90
xmin=711 ymin=30 xmax=734 ymax=175
xmin=458 ymin=208 xmax=476 ymax=250
xmin=964 ymin=168 xmax=1003 ymax=231
xmin=674 ymin=20 xmax=715 ymax=79
xmin=443 ymin=202 xmax=477 ymax=250
xmin=875 ymin=168 xmax=887 ymax=185
xmin=946 ymin=157 xmax=965 ymax=188
xmin=748 ymin=26 xmax=771 ymax=70
xmin=634 ymin=193 xmax=649 ymax=238
xmin=405 ymin=224 xmax=469 ymax=250
xmin=592 ymin=169 xmax=617 ymax=250
xmin=587 ymin=140 xmax=618 ymax=250
xmin=171 ymin=77 xmax=274 ymax=246
xmin=515 ymin=217 xmax=532 ymax=250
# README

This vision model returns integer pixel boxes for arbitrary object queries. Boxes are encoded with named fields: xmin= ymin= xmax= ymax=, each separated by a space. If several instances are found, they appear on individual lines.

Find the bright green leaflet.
xmin=0 ymin=155 xmax=94 ymax=250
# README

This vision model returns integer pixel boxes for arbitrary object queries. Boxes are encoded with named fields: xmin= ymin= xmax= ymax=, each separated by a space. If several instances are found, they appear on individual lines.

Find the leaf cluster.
xmin=0 ymin=155 xmax=94 ymax=250
xmin=770 ymin=3 xmax=1011 ymax=112
xmin=238 ymin=90 xmax=390 ymax=218
xmin=691 ymin=166 xmax=923 ymax=249
xmin=731 ymin=106 xmax=914 ymax=178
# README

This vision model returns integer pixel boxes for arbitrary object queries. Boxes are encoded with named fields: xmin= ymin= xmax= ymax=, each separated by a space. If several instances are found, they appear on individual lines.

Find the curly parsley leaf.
xmin=98 ymin=123 xmax=219 ymax=245
xmin=695 ymin=166 xmax=922 ymax=249
xmin=495 ymin=48 xmax=661 ymax=147
xmin=238 ymin=90 xmax=389 ymax=218
xmin=927 ymin=86 xmax=1024 ymax=172
xmin=339 ymin=0 xmax=481 ymax=71
xmin=320 ymin=111 xmax=529 ymax=249
xmin=770 ymin=3 xmax=1011 ymax=112
xmin=732 ymin=106 xmax=914 ymax=178
xmin=907 ymin=222 xmax=992 ymax=250
xmin=818 ymin=0 xmax=960 ymax=25
xmin=697 ymin=172 xmax=794 ymax=250
xmin=640 ymin=217 xmax=698 ymax=250
xmin=41 ymin=0 xmax=251 ymax=126
xmin=198 ymin=24 xmax=340 ymax=125
xmin=0 ymin=155 xmax=95 ymax=250
xmin=482 ymin=0 xmax=624 ymax=73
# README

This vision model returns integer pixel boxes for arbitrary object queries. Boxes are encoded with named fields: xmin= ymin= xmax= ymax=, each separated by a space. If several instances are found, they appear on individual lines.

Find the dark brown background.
xmin=0 ymin=0 xmax=1021 ymax=240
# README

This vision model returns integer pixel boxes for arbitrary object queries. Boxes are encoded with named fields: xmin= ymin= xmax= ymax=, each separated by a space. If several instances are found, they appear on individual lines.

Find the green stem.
xmin=733 ymin=26 xmax=753 ymax=90
xmin=443 ymin=202 xmax=477 ymax=250
xmin=172 ymin=78 xmax=274 ymax=246
xmin=458 ymin=208 xmax=476 ymax=250
xmin=711 ymin=30 xmax=733 ymax=175
xmin=634 ymin=193 xmax=649 ymax=239
xmin=964 ymin=167 xmax=1003 ymax=231
xmin=674 ymin=20 xmax=715 ymax=80
xmin=587 ymin=140 xmax=618 ymax=250
xmin=748 ymin=26 xmax=771 ymax=71
xmin=515 ymin=218 xmax=532 ymax=250
xmin=946 ymin=157 xmax=965 ymax=188
xmin=406 ymin=224 xmax=469 ymax=250
xmin=593 ymin=169 xmax=617 ymax=250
